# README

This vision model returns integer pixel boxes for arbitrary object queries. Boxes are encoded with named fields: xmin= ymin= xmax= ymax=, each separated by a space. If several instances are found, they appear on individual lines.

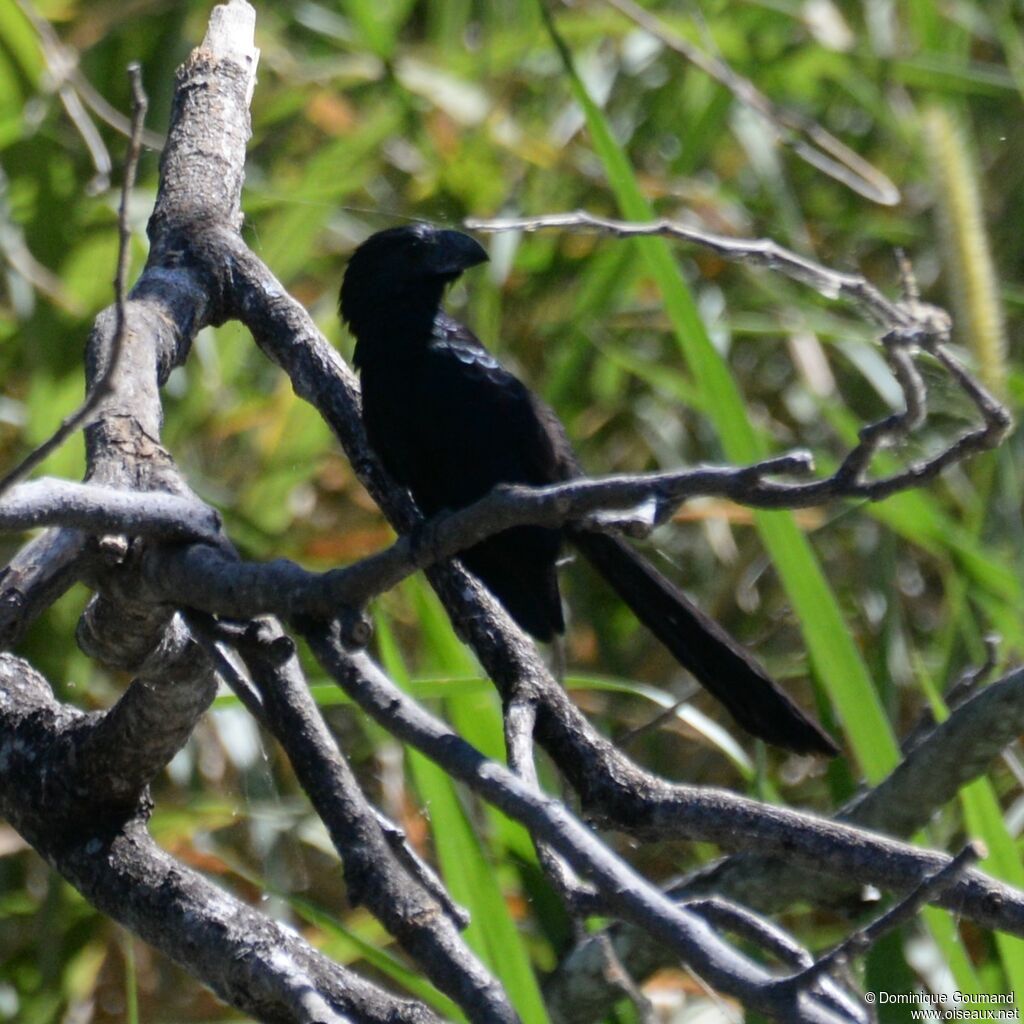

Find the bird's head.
xmin=339 ymin=224 xmax=488 ymax=343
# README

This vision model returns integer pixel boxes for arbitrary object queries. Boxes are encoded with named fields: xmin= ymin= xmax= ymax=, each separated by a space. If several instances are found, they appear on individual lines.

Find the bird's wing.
xmin=404 ymin=315 xmax=567 ymax=639
xmin=404 ymin=315 xmax=574 ymax=512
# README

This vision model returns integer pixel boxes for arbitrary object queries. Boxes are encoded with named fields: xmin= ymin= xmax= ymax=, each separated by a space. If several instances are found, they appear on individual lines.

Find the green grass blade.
xmin=566 ymin=673 xmax=754 ymax=777
xmin=959 ymin=780 xmax=1024 ymax=1010
xmin=0 ymin=0 xmax=43 ymax=82
xmin=375 ymin=612 xmax=551 ymax=1024
xmin=214 ymin=854 xmax=464 ymax=1018
xmin=916 ymin=665 xmax=1024 ymax=1006
xmin=123 ymin=932 xmax=139 ymax=1024
xmin=542 ymin=5 xmax=899 ymax=781
xmin=406 ymin=577 xmax=539 ymax=864
xmin=292 ymin=896 xmax=466 ymax=1019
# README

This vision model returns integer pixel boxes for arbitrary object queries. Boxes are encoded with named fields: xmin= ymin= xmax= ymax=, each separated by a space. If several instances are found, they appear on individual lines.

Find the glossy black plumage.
xmin=340 ymin=223 xmax=837 ymax=756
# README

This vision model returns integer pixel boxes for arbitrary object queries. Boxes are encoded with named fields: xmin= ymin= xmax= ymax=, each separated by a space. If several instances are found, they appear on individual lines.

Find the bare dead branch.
xmin=318 ymin=622 xmax=1024 ymax=932
xmin=72 ymin=615 xmax=217 ymax=807
xmin=0 ymin=652 xmax=441 ymax=1024
xmin=3 ymin=2 xmax=1019 ymax=1021
xmin=0 ymin=527 xmax=86 ymax=649
xmin=504 ymin=696 xmax=602 ymax=915
xmin=842 ymin=668 xmax=1024 ymax=836
xmin=225 ymin=618 xmax=517 ymax=1024
xmin=785 ymin=841 xmax=984 ymax=989
xmin=130 ymin=395 xmax=989 ymax=626
xmin=465 ymin=211 xmax=1011 ymax=505
xmin=547 ymin=667 xmax=1024 ymax=1021
xmin=682 ymin=897 xmax=813 ymax=972
xmin=0 ymin=478 xmax=221 ymax=539
xmin=678 ymin=899 xmax=865 ymax=1024
xmin=211 ymin=177 xmax=1024 ymax=960
xmin=183 ymin=610 xmax=268 ymax=719
xmin=595 ymin=0 xmax=900 ymax=206
xmin=189 ymin=612 xmax=467 ymax=928
xmin=590 ymin=934 xmax=659 ymax=1024
xmin=143 ymin=531 xmax=1024 ymax=945
xmin=306 ymin=623 xmax=865 ymax=1024
xmin=2 ymin=8 xmax=407 ymax=1022
xmin=465 ymin=210 xmax=910 ymax=326
xmin=0 ymin=65 xmax=148 ymax=499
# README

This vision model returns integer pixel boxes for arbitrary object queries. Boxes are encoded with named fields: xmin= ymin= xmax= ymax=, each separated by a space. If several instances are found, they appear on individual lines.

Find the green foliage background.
xmin=2 ymin=0 xmax=1024 ymax=1021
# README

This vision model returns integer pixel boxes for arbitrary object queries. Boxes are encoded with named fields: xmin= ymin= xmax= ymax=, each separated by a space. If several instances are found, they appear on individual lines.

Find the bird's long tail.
xmin=570 ymin=529 xmax=838 ymax=756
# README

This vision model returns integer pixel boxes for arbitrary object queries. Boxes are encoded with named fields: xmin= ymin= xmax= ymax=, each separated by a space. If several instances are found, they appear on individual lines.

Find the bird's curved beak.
xmin=430 ymin=230 xmax=489 ymax=275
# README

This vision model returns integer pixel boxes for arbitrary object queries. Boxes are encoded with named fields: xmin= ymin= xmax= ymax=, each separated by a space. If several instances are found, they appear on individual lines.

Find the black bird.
xmin=340 ymin=223 xmax=837 ymax=756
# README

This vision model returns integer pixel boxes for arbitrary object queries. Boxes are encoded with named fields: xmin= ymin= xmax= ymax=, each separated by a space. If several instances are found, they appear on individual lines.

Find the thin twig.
xmin=901 ymin=634 xmax=1002 ymax=756
xmin=593 ymin=932 xmax=658 ymax=1024
xmin=0 ymin=64 xmax=148 ymax=499
xmin=183 ymin=610 xmax=267 ymax=722
xmin=308 ymin=626 xmax=862 ymax=1023
xmin=678 ymin=897 xmax=867 ymax=1024
xmin=504 ymin=697 xmax=602 ymax=915
xmin=465 ymin=210 xmax=922 ymax=328
xmin=465 ymin=212 xmax=1011 ymax=504
xmin=950 ymin=634 xmax=1002 ymax=708
xmin=617 ymin=688 xmax=697 ymax=749
xmin=784 ymin=841 xmax=985 ymax=990
xmin=682 ymin=897 xmax=812 ymax=972
xmin=595 ymin=0 xmax=900 ymax=205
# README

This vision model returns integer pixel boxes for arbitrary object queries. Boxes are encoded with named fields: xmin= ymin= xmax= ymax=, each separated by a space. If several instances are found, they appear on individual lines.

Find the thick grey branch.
xmin=5 ymin=1 xmax=1015 ymax=1020
xmin=845 ymin=667 xmax=1024 ymax=835
xmin=0 ymin=653 xmax=439 ymax=1024
xmin=308 ymin=626 xmax=865 ymax=1024
xmin=0 ymin=527 xmax=86 ymax=649
xmin=68 ymin=0 xmax=256 ymax=671
xmin=0 ymin=478 xmax=221 ymax=539
xmin=74 ymin=615 xmax=217 ymax=807
xmin=220 ymin=619 xmax=517 ymax=1024
xmin=214 ymin=200 xmax=1024 ymax=947
xmin=547 ymin=668 xmax=1024 ymax=1021
xmin=1 ymin=6 xmax=414 ymax=1021
xmin=316 ymin=627 xmax=1024 ymax=933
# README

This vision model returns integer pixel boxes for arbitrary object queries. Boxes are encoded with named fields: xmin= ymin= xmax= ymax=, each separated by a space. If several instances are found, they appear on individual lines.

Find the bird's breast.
xmin=358 ymin=353 xmax=425 ymax=489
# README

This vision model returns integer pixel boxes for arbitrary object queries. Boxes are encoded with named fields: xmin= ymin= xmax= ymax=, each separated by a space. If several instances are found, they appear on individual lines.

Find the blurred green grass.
xmin=2 ymin=0 xmax=1024 ymax=1020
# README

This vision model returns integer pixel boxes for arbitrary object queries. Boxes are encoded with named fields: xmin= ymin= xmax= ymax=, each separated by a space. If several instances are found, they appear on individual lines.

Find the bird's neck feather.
xmin=350 ymin=282 xmax=445 ymax=367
